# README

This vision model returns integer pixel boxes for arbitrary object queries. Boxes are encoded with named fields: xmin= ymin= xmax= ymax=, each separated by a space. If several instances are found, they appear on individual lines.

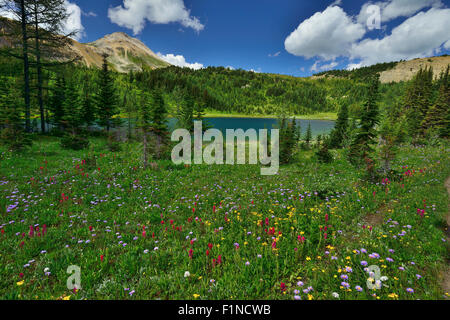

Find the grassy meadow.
xmin=0 ymin=136 xmax=449 ymax=300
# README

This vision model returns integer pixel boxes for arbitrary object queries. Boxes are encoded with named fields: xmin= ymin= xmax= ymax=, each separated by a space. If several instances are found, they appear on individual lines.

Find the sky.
xmin=3 ymin=0 xmax=450 ymax=76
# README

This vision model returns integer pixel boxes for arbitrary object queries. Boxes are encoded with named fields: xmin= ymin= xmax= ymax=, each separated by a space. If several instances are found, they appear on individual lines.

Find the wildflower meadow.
xmin=0 ymin=137 xmax=449 ymax=300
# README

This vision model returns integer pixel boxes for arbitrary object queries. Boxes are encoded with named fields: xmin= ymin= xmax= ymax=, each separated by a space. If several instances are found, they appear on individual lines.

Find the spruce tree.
xmin=348 ymin=74 xmax=380 ymax=167
xmin=96 ymin=54 xmax=118 ymax=132
xmin=422 ymin=65 xmax=449 ymax=138
xmin=304 ymin=122 xmax=312 ymax=148
xmin=0 ymin=76 xmax=32 ymax=150
xmin=177 ymin=93 xmax=194 ymax=132
xmin=48 ymin=75 xmax=66 ymax=130
xmin=329 ymin=104 xmax=349 ymax=149
xmin=81 ymin=74 xmax=96 ymax=127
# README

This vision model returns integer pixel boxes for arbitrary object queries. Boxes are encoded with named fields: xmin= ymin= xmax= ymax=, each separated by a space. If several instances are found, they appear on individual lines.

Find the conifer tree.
xmin=177 ymin=93 xmax=194 ymax=132
xmin=80 ymin=74 xmax=96 ymax=127
xmin=61 ymin=80 xmax=82 ymax=135
xmin=48 ymin=75 xmax=66 ymax=130
xmin=304 ymin=122 xmax=312 ymax=148
xmin=0 ymin=76 xmax=32 ymax=150
xmin=348 ymin=74 xmax=380 ymax=167
xmin=96 ymin=54 xmax=118 ymax=132
xmin=329 ymin=104 xmax=349 ymax=149
xmin=403 ymin=67 xmax=434 ymax=137
xmin=422 ymin=65 xmax=449 ymax=138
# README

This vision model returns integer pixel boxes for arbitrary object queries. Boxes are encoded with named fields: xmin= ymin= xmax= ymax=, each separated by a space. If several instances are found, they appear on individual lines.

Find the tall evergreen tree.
xmin=304 ymin=122 xmax=312 ymax=148
xmin=348 ymin=74 xmax=380 ymax=167
xmin=329 ymin=104 xmax=349 ymax=149
xmin=403 ymin=67 xmax=434 ymax=137
xmin=48 ymin=74 xmax=65 ymax=130
xmin=96 ymin=54 xmax=118 ymax=132
xmin=423 ymin=66 xmax=450 ymax=138
xmin=80 ymin=74 xmax=96 ymax=127
xmin=0 ymin=0 xmax=32 ymax=132
xmin=61 ymin=80 xmax=82 ymax=135
xmin=177 ymin=93 xmax=194 ymax=132
xmin=0 ymin=76 xmax=31 ymax=150
xmin=27 ymin=0 xmax=77 ymax=133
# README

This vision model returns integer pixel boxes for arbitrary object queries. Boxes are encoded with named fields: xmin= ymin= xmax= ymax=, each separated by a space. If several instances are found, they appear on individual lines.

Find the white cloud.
xmin=351 ymin=7 xmax=450 ymax=66
xmin=383 ymin=0 xmax=442 ymax=21
xmin=358 ymin=0 xmax=442 ymax=23
xmin=156 ymin=52 xmax=203 ymax=70
xmin=347 ymin=63 xmax=363 ymax=70
xmin=82 ymin=11 xmax=97 ymax=17
xmin=108 ymin=0 xmax=204 ymax=35
xmin=269 ymin=51 xmax=281 ymax=58
xmin=284 ymin=6 xmax=366 ymax=60
xmin=286 ymin=2 xmax=450 ymax=70
xmin=0 ymin=1 xmax=85 ymax=41
xmin=310 ymin=60 xmax=338 ymax=72
xmin=329 ymin=0 xmax=343 ymax=7
xmin=64 ymin=1 xmax=84 ymax=41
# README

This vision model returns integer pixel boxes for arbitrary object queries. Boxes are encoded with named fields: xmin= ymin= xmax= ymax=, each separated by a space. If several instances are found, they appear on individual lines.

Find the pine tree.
xmin=80 ymin=74 xmax=96 ymax=127
xmin=403 ymin=67 xmax=434 ymax=138
xmin=329 ymin=104 xmax=349 ymax=149
xmin=150 ymin=90 xmax=169 ymax=159
xmin=0 ymin=76 xmax=32 ymax=150
xmin=0 ymin=0 xmax=32 ymax=132
xmin=279 ymin=117 xmax=297 ymax=164
xmin=422 ymin=65 xmax=449 ymax=138
xmin=96 ymin=54 xmax=118 ymax=132
xmin=304 ymin=122 xmax=312 ymax=148
xmin=27 ymin=0 xmax=77 ymax=133
xmin=348 ymin=74 xmax=380 ymax=167
xmin=61 ymin=80 xmax=82 ymax=135
xmin=177 ymin=93 xmax=194 ymax=132
xmin=48 ymin=75 xmax=66 ymax=130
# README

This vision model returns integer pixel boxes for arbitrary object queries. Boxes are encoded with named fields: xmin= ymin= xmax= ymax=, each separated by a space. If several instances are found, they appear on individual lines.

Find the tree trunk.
xmin=33 ymin=1 xmax=45 ymax=133
xmin=19 ymin=0 xmax=31 ymax=133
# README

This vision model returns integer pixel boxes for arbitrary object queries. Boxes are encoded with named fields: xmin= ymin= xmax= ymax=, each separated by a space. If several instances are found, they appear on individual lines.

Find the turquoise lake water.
xmin=34 ymin=117 xmax=335 ymax=137
xmin=167 ymin=118 xmax=335 ymax=137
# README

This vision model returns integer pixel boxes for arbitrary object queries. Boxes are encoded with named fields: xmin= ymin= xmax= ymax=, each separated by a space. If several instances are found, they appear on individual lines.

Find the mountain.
xmin=379 ymin=55 xmax=450 ymax=83
xmin=312 ymin=55 xmax=450 ymax=83
xmin=0 ymin=16 xmax=170 ymax=73
xmin=68 ymin=32 xmax=170 ymax=73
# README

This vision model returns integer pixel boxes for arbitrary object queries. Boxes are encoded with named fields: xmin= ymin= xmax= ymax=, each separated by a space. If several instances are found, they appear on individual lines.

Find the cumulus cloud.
xmin=64 ymin=1 xmax=84 ymax=40
xmin=351 ymin=7 xmax=450 ymax=66
xmin=286 ymin=1 xmax=450 ymax=70
xmin=156 ymin=52 xmax=203 ymax=70
xmin=108 ymin=0 xmax=204 ymax=35
xmin=284 ymin=6 xmax=366 ymax=60
xmin=358 ymin=0 xmax=442 ymax=24
xmin=310 ymin=60 xmax=338 ymax=72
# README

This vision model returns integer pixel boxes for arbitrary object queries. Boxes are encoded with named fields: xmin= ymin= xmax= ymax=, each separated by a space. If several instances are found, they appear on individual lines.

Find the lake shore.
xmin=202 ymin=111 xmax=337 ymax=120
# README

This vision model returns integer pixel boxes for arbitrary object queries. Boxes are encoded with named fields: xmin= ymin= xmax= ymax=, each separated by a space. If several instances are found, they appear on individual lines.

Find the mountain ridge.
xmin=68 ymin=31 xmax=171 ymax=73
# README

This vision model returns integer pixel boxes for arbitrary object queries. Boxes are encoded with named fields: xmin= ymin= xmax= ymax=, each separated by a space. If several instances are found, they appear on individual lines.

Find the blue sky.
xmin=63 ymin=0 xmax=450 ymax=76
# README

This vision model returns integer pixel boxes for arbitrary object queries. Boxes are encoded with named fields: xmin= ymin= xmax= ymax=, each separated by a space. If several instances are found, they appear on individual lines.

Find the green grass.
xmin=0 ymin=137 xmax=449 ymax=300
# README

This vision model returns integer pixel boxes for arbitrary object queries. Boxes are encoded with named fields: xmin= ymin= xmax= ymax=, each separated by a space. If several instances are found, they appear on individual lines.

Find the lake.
xmin=188 ymin=118 xmax=335 ymax=138
xmin=33 ymin=117 xmax=335 ymax=137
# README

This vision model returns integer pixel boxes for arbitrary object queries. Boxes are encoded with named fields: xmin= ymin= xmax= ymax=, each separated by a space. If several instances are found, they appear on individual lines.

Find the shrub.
xmin=61 ymin=134 xmax=90 ymax=150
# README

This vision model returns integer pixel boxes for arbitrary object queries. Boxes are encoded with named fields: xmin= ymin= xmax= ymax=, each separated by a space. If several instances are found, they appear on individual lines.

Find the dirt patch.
xmin=363 ymin=213 xmax=385 ymax=227
xmin=442 ymin=177 xmax=450 ymax=298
